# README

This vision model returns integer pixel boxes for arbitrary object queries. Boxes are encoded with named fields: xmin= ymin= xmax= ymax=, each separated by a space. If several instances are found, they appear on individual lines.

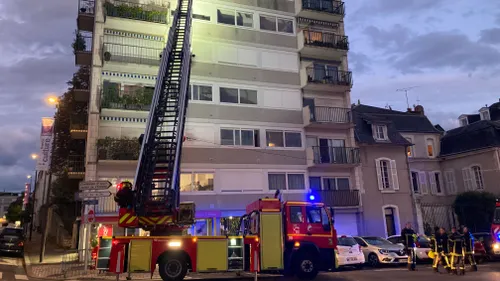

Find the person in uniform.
xmin=449 ymin=227 xmax=465 ymax=275
xmin=401 ymin=222 xmax=417 ymax=271
xmin=462 ymin=226 xmax=478 ymax=271
xmin=432 ymin=228 xmax=451 ymax=273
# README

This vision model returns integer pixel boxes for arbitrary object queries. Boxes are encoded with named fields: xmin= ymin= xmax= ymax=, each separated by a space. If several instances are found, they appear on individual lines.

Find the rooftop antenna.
xmin=385 ymin=103 xmax=392 ymax=110
xmin=396 ymin=86 xmax=420 ymax=109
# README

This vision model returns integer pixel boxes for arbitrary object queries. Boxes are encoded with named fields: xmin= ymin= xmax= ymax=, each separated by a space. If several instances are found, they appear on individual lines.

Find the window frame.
xmin=373 ymin=124 xmax=388 ymax=141
xmin=426 ymin=138 xmax=435 ymax=158
xmin=219 ymin=87 xmax=258 ymax=105
xmin=216 ymin=8 xmax=255 ymax=29
xmin=321 ymin=177 xmax=351 ymax=191
xmin=410 ymin=171 xmax=420 ymax=194
xmin=480 ymin=109 xmax=490 ymax=121
xmin=375 ymin=158 xmax=399 ymax=192
xmin=444 ymin=170 xmax=457 ymax=195
xmin=180 ymin=171 xmax=215 ymax=193
xmin=429 ymin=171 xmax=444 ymax=195
xmin=267 ymin=172 xmax=306 ymax=191
xmin=382 ymin=205 xmax=401 ymax=238
xmin=405 ymin=137 xmax=414 ymax=157
xmin=380 ymin=160 xmax=391 ymax=189
xmin=471 ymin=165 xmax=484 ymax=190
xmin=459 ymin=117 xmax=468 ymax=127
xmin=189 ymin=84 xmax=213 ymax=102
xmin=220 ymin=128 xmax=258 ymax=147
xmin=258 ymin=14 xmax=295 ymax=35
xmin=265 ymin=130 xmax=303 ymax=148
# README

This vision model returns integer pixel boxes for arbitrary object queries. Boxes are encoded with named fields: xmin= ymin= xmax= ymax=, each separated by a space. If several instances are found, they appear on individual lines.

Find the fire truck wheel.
xmin=158 ymin=255 xmax=188 ymax=281
xmin=295 ymin=253 xmax=318 ymax=280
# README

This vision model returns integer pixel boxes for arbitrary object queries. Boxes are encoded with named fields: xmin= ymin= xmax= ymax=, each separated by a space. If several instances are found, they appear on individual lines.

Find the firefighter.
xmin=462 ymin=226 xmax=478 ymax=271
xmin=114 ymin=181 xmax=134 ymax=209
xmin=449 ymin=227 xmax=465 ymax=275
xmin=401 ymin=222 xmax=417 ymax=271
xmin=432 ymin=228 xmax=451 ymax=273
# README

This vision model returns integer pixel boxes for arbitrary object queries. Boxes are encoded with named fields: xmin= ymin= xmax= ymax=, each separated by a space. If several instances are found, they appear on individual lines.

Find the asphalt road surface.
xmin=0 ymin=254 xmax=29 ymax=280
xmin=314 ymin=262 xmax=500 ymax=281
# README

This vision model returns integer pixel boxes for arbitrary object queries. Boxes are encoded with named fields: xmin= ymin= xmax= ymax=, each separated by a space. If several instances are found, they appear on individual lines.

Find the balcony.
xmin=104 ymin=0 xmax=169 ymax=24
xmin=72 ymin=68 xmax=91 ymax=102
xmin=103 ymin=43 xmax=162 ymax=66
xmin=70 ymin=115 xmax=88 ymax=139
xmin=297 ymin=0 xmax=345 ymax=22
xmin=68 ymin=155 xmax=85 ymax=179
xmin=299 ymin=30 xmax=348 ymax=61
xmin=77 ymin=0 xmax=95 ymax=32
xmin=97 ymin=138 xmax=140 ymax=161
xmin=317 ymin=190 xmax=360 ymax=208
xmin=301 ymin=67 xmax=352 ymax=92
xmin=101 ymin=84 xmax=153 ymax=111
xmin=74 ymin=32 xmax=93 ymax=66
xmin=303 ymin=106 xmax=353 ymax=129
xmin=307 ymin=146 xmax=360 ymax=168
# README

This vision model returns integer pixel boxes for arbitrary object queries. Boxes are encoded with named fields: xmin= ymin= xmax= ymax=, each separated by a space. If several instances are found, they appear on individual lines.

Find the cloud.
xmin=363 ymin=24 xmax=413 ymax=51
xmin=479 ymin=28 xmax=500 ymax=44
xmin=349 ymin=52 xmax=372 ymax=74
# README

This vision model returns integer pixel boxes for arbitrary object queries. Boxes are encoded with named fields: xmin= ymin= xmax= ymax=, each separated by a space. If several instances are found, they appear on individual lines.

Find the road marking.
xmin=373 ymin=268 xmax=406 ymax=272
xmin=14 ymin=275 xmax=28 ymax=280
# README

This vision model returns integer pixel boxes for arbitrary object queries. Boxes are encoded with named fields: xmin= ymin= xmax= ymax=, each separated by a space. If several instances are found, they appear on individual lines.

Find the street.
xmin=0 ymin=254 xmax=28 ymax=280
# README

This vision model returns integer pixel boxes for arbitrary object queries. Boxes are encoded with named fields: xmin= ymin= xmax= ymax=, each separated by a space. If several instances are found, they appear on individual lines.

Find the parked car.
xmin=473 ymin=232 xmax=500 ymax=261
xmin=0 ymin=227 xmax=24 ymax=256
xmin=387 ymin=234 xmax=432 ymax=260
xmin=353 ymin=236 xmax=408 ymax=267
xmin=336 ymin=235 xmax=365 ymax=269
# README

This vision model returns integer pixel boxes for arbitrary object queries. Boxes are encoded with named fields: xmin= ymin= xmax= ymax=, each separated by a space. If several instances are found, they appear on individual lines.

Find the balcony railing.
xmin=68 ymin=155 xmax=85 ymax=173
xmin=308 ymin=106 xmax=351 ymax=123
xmin=303 ymin=30 xmax=348 ymax=50
xmin=103 ymin=43 xmax=162 ymax=66
xmin=78 ymin=0 xmax=95 ymax=15
xmin=97 ymin=138 xmax=140 ymax=160
xmin=101 ymin=84 xmax=153 ymax=111
xmin=104 ymin=0 xmax=169 ymax=24
xmin=312 ymin=146 xmax=360 ymax=164
xmin=306 ymin=67 xmax=352 ymax=86
xmin=302 ymin=0 xmax=345 ymax=15
xmin=70 ymin=115 xmax=88 ymax=131
xmin=74 ymin=32 xmax=93 ymax=54
xmin=318 ymin=190 xmax=360 ymax=207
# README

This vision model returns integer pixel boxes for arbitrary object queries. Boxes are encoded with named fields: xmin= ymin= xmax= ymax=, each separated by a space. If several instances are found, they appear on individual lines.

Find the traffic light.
xmin=114 ymin=181 xmax=134 ymax=208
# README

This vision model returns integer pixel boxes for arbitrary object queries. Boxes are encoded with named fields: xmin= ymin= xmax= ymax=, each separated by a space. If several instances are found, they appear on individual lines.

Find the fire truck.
xmin=491 ymin=199 xmax=500 ymax=252
xmin=104 ymin=0 xmax=338 ymax=280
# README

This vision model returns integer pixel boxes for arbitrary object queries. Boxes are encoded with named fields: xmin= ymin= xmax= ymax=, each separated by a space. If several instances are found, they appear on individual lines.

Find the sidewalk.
xmin=23 ymin=233 xmax=68 ymax=279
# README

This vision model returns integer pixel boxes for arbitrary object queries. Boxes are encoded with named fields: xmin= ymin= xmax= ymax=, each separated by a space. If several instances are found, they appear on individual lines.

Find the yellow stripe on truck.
xmin=119 ymin=213 xmax=130 ymax=224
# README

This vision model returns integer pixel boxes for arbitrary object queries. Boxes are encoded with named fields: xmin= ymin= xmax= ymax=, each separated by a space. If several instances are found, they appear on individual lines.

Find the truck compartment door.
xmin=129 ymin=239 xmax=152 ymax=272
xmin=260 ymin=213 xmax=284 ymax=270
xmin=196 ymin=238 xmax=228 ymax=272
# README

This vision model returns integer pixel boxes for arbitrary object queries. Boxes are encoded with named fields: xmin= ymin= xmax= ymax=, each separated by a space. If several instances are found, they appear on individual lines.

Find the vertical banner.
xmin=36 ymin=117 xmax=55 ymax=171
xmin=23 ymin=183 xmax=30 ymax=210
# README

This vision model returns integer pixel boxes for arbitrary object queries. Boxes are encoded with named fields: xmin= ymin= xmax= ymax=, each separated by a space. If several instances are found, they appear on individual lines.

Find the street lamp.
xmin=31 ymin=153 xmax=38 ymax=160
xmin=46 ymin=96 xmax=59 ymax=106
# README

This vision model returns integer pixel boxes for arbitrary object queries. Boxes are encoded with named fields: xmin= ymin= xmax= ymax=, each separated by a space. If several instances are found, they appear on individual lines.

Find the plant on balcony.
xmin=72 ymin=30 xmax=87 ymax=54
xmin=97 ymin=137 xmax=140 ymax=160
xmin=101 ymin=83 xmax=153 ymax=111
xmin=104 ymin=1 xmax=168 ymax=24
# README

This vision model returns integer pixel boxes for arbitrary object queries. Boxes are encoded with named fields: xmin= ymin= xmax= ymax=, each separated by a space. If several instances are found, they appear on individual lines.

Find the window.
xmin=435 ymin=172 xmax=442 ymax=193
xmin=375 ymin=158 xmax=399 ymax=191
xmin=444 ymin=170 xmax=457 ymax=194
xmin=429 ymin=171 xmax=443 ymax=194
xmin=418 ymin=172 xmax=428 ymax=194
xmin=306 ymin=207 xmax=322 ymax=223
xmin=193 ymin=14 xmax=210 ymax=21
xmin=406 ymin=138 xmax=413 ymax=157
xmin=384 ymin=207 xmax=397 ymax=237
xmin=374 ymin=125 xmax=387 ymax=140
xmin=471 ymin=166 xmax=484 ymax=189
xmin=268 ymin=173 xmax=305 ymax=190
xmin=459 ymin=117 xmax=468 ymax=127
xmin=266 ymin=130 xmax=302 ymax=148
xmin=217 ymin=9 xmax=253 ymax=27
xmin=426 ymin=138 xmax=435 ymax=157
xmin=480 ymin=109 xmax=490 ymax=121
xmin=220 ymin=87 xmax=257 ymax=105
xmin=411 ymin=172 xmax=419 ymax=193
xmin=180 ymin=172 xmax=214 ymax=192
xmin=290 ymin=206 xmax=304 ymax=223
xmin=220 ymin=128 xmax=259 ymax=147
xmin=189 ymin=84 xmax=212 ymax=101
xmin=259 ymin=15 xmax=293 ymax=34
xmin=322 ymin=178 xmax=350 ymax=190
xmin=309 ymin=177 xmax=321 ymax=190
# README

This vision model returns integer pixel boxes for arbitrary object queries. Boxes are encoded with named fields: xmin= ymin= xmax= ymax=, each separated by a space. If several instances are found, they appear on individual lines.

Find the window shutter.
xmin=390 ymin=160 xmax=399 ymax=190
xmin=462 ymin=168 xmax=472 ymax=191
xmin=375 ymin=159 xmax=383 ymax=191
xmin=449 ymin=171 xmax=457 ymax=194
xmin=429 ymin=172 xmax=437 ymax=194
xmin=419 ymin=172 xmax=428 ymax=194
xmin=470 ymin=167 xmax=478 ymax=190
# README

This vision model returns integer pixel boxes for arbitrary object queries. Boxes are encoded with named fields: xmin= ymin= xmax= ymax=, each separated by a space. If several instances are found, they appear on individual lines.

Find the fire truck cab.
xmin=106 ymin=198 xmax=337 ymax=281
xmin=492 ymin=199 xmax=500 ymax=248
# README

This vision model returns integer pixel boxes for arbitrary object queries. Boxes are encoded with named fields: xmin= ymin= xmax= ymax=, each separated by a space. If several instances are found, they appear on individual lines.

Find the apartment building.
xmin=75 ymin=0 xmax=355 ymax=239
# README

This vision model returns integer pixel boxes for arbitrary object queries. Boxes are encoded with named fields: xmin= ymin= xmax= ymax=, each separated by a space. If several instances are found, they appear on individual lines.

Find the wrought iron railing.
xmin=302 ymin=0 xmax=345 ymax=15
xmin=306 ymin=67 xmax=352 ymax=86
xmin=102 ymin=43 xmax=162 ymax=65
xmin=104 ymin=0 xmax=169 ymax=24
xmin=303 ymin=30 xmax=348 ymax=50
xmin=308 ymin=106 xmax=351 ymax=123
xmin=97 ymin=138 xmax=140 ymax=160
xmin=74 ymin=32 xmax=93 ymax=53
xmin=318 ymin=190 xmax=360 ymax=207
xmin=68 ymin=155 xmax=85 ymax=173
xmin=78 ymin=0 xmax=95 ymax=15
xmin=311 ymin=146 xmax=360 ymax=164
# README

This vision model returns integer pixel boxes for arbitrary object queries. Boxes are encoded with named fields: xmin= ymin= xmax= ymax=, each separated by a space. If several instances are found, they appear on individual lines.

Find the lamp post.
xmin=28 ymin=154 xmax=38 ymax=242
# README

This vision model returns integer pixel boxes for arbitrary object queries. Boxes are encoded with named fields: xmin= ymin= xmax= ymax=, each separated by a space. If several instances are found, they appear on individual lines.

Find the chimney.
xmin=414 ymin=105 xmax=425 ymax=115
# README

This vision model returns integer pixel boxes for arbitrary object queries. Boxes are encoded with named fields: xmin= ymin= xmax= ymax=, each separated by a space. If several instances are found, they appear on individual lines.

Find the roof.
xmin=352 ymin=104 xmax=440 ymax=146
xmin=440 ymin=120 xmax=500 ymax=156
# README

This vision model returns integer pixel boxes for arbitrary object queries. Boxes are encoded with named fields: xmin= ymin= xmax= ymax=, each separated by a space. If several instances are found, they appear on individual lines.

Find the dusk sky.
xmin=0 ymin=0 xmax=499 ymax=192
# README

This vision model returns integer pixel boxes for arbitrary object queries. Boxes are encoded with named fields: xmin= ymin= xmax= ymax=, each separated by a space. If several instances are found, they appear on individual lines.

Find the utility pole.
xmin=396 ymin=86 xmax=420 ymax=109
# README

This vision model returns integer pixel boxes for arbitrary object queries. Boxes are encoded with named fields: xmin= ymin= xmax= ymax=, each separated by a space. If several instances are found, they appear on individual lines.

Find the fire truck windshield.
xmin=494 ymin=207 xmax=500 ymax=223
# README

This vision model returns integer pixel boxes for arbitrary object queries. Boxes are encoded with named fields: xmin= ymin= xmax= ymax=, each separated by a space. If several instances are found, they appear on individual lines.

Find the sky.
xmin=0 ymin=0 xmax=499 ymax=192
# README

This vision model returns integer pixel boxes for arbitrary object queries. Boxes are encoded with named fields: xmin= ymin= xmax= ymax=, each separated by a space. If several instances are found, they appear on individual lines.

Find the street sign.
xmin=79 ymin=180 xmax=112 ymax=191
xmin=83 ymin=199 xmax=98 ymax=205
xmin=77 ymin=190 xmax=112 ymax=199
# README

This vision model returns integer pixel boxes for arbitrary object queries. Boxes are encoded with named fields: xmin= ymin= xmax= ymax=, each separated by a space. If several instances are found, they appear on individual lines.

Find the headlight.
xmin=494 ymin=243 xmax=500 ymax=250
xmin=378 ymin=249 xmax=390 ymax=254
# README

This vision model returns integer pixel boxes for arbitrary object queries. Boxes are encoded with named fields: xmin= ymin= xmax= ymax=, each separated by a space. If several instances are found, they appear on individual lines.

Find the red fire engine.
xmin=491 ymin=199 xmax=500 ymax=250
xmin=103 ymin=0 xmax=338 ymax=280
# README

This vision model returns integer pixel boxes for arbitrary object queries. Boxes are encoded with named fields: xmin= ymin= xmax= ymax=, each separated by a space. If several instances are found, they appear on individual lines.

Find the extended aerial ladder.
xmin=115 ymin=0 xmax=195 ymax=233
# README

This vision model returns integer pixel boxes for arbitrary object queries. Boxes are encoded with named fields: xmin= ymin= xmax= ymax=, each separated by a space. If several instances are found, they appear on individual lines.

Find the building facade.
xmin=76 ymin=0 xmax=356 ymax=241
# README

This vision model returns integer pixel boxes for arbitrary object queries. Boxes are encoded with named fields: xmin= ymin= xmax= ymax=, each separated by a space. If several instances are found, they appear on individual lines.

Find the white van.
xmin=337 ymin=235 xmax=365 ymax=269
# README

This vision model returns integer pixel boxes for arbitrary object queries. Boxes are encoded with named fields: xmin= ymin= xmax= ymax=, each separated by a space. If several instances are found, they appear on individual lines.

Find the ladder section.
xmin=133 ymin=0 xmax=193 ymax=218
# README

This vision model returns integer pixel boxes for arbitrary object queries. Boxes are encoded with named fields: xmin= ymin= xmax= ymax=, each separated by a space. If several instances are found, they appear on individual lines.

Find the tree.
xmin=453 ymin=191 xmax=497 ymax=232
xmin=5 ymin=195 xmax=24 ymax=223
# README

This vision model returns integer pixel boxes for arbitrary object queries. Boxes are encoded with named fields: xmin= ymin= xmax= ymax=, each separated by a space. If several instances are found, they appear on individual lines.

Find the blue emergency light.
xmin=309 ymin=194 xmax=316 ymax=201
